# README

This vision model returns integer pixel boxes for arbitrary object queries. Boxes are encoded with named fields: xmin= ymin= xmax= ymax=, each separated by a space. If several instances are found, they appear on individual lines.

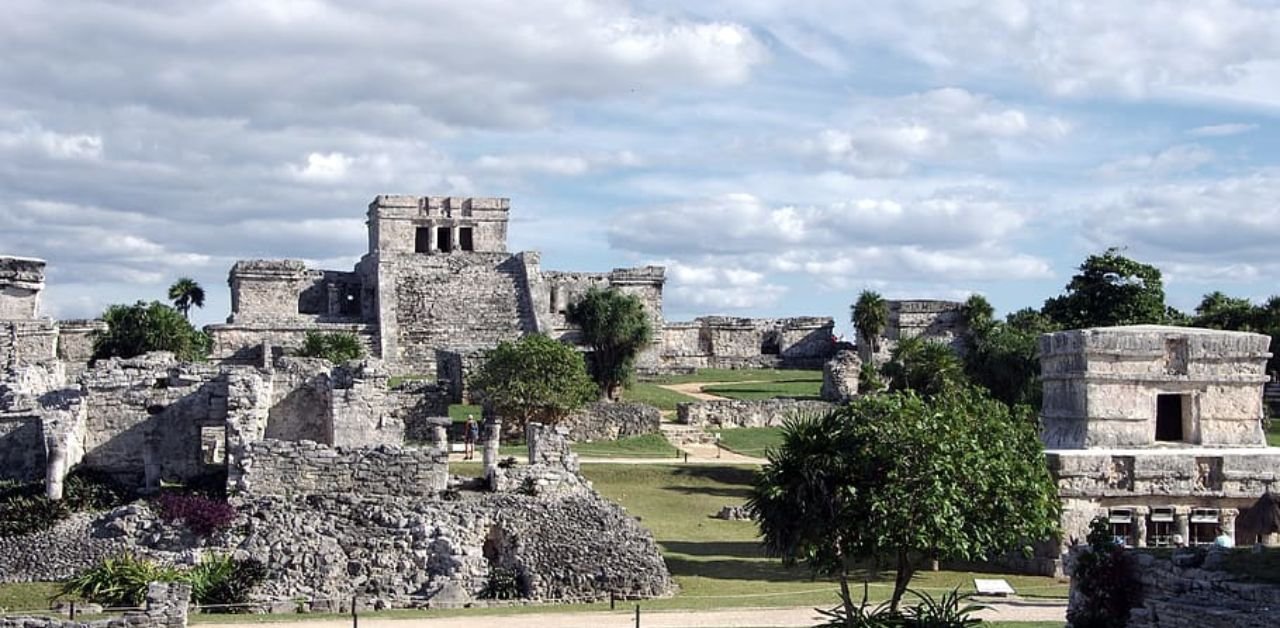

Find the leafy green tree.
xmin=469 ymin=334 xmax=597 ymax=430
xmin=167 ymin=277 xmax=206 ymax=320
xmin=852 ymin=290 xmax=888 ymax=360
xmin=297 ymin=331 xmax=365 ymax=364
xmin=1192 ymin=291 xmax=1260 ymax=331
xmin=1066 ymin=517 xmax=1142 ymax=628
xmin=92 ymin=301 xmax=210 ymax=362
xmin=963 ymin=307 xmax=1058 ymax=410
xmin=960 ymin=294 xmax=995 ymax=335
xmin=749 ymin=387 xmax=1059 ymax=611
xmin=566 ymin=287 xmax=654 ymax=400
xmin=881 ymin=336 xmax=966 ymax=398
xmin=1042 ymin=248 xmax=1168 ymax=329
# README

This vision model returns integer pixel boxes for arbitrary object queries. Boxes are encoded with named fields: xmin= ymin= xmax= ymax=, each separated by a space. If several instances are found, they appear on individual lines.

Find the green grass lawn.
xmin=714 ymin=427 xmax=784 ymax=457
xmin=1268 ymin=420 xmax=1279 ymax=447
xmin=581 ymin=464 xmax=1069 ymax=610
xmin=643 ymin=368 xmax=822 ymax=385
xmin=701 ymin=375 xmax=823 ymax=401
xmin=448 ymin=404 xmax=483 ymax=423
xmin=621 ymin=382 xmax=700 ymax=412
xmin=571 ymin=434 xmax=681 ymax=459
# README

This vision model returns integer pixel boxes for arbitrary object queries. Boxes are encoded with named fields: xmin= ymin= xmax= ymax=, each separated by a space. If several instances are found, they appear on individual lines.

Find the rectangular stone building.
xmin=1040 ymin=325 xmax=1279 ymax=554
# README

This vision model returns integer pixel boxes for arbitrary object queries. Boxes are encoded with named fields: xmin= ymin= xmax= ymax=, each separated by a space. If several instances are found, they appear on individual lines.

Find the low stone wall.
xmin=1069 ymin=549 xmax=1280 ymax=627
xmin=561 ymin=401 xmax=660 ymax=442
xmin=677 ymin=398 xmax=836 ymax=428
xmin=2 ymin=582 xmax=189 ymax=628
xmin=235 ymin=440 xmax=448 ymax=498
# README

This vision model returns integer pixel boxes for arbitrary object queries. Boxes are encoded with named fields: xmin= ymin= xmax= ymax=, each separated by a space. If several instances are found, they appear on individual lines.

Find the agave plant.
xmin=901 ymin=587 xmax=988 ymax=627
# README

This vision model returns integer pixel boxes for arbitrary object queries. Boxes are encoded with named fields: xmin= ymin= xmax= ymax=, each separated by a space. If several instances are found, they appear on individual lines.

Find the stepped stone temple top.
xmin=1 ymin=256 xmax=102 ymax=370
xmin=0 ymin=256 xmax=46 ymax=320
xmin=1037 ymin=325 xmax=1280 ymax=573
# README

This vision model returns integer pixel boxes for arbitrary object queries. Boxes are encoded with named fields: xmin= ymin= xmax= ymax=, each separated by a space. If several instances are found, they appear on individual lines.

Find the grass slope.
xmin=1269 ymin=420 xmax=1280 ymax=447
xmin=621 ymin=383 xmax=699 ymax=412
xmin=701 ymin=376 xmax=823 ymax=401
xmin=714 ymin=427 xmax=784 ymax=457
xmin=581 ymin=464 xmax=1069 ymax=610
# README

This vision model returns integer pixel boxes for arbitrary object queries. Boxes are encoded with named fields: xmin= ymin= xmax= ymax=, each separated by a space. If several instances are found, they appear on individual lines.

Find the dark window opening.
xmin=1156 ymin=394 xmax=1185 ymax=442
xmin=1148 ymin=508 xmax=1175 ymax=547
xmin=1108 ymin=509 xmax=1134 ymax=547
xmin=415 ymin=227 xmax=431 ymax=253
xmin=459 ymin=227 xmax=474 ymax=251
xmin=761 ymin=331 xmax=781 ymax=355
xmin=436 ymin=227 xmax=452 ymax=253
xmin=1189 ymin=508 xmax=1220 ymax=546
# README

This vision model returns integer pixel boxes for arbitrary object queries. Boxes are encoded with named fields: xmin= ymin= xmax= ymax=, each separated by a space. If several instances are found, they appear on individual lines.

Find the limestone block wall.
xmin=1049 ymin=449 xmax=1280 ymax=501
xmin=234 ymin=440 xmax=448 ymax=498
xmin=884 ymin=299 xmax=967 ymax=345
xmin=207 ymin=322 xmax=378 ymax=363
xmin=1040 ymin=326 xmax=1271 ymax=449
xmin=1 ymin=320 xmax=58 ymax=368
xmin=378 ymin=252 xmax=531 ymax=370
xmin=821 ymin=350 xmax=861 ymax=402
xmin=54 ymin=319 xmax=106 ymax=369
xmin=660 ymin=317 xmax=835 ymax=370
xmin=1 ymin=582 xmax=190 ymax=628
xmin=1067 ymin=551 xmax=1280 ymax=627
xmin=678 ymin=398 xmax=836 ymax=428
xmin=0 ymin=415 xmax=43 ymax=482
xmin=0 ymin=256 xmax=45 ymax=320
xmin=560 ymin=401 xmax=661 ymax=442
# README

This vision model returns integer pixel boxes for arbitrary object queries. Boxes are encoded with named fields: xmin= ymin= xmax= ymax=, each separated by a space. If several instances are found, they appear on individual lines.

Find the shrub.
xmin=0 ymin=468 xmax=129 ymax=538
xmin=64 ymin=553 xmax=267 ymax=611
xmin=0 ymin=494 xmax=69 ymax=537
xmin=297 ymin=331 xmax=365 ymax=364
xmin=62 ymin=554 xmax=183 ymax=607
xmin=153 ymin=493 xmax=237 ymax=537
xmin=63 ymin=468 xmax=132 ymax=511
xmin=187 ymin=553 xmax=268 ymax=611
xmin=92 ymin=301 xmax=209 ymax=363
xmin=818 ymin=584 xmax=986 ymax=627
xmin=1066 ymin=516 xmax=1142 ymax=628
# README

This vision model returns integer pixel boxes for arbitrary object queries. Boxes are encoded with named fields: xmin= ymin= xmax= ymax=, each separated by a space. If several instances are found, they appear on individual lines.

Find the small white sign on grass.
xmin=973 ymin=578 xmax=1015 ymax=597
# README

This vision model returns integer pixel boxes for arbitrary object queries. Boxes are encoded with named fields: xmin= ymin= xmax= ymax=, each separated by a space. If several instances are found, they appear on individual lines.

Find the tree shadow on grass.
xmin=664 ymin=554 xmax=880 ymax=585
xmin=663 ymin=540 xmax=765 ymax=558
xmin=670 ymin=465 xmax=759 ymax=486
xmin=661 ymin=485 xmax=752 ymax=499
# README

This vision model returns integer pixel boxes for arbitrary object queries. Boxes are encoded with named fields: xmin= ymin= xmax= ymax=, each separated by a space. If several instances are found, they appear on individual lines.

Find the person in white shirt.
xmin=1214 ymin=527 xmax=1235 ymax=548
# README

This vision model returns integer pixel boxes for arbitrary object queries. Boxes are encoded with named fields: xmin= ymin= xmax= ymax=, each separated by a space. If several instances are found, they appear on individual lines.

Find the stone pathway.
xmin=205 ymin=599 xmax=1065 ymax=628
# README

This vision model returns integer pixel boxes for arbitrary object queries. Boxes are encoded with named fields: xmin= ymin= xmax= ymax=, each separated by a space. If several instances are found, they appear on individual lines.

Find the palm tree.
xmin=168 ymin=277 xmax=206 ymax=320
xmin=851 ymin=290 xmax=888 ymax=361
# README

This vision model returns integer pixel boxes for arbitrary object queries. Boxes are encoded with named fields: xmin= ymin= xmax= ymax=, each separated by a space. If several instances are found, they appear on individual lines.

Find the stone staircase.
xmin=660 ymin=422 xmax=717 ymax=447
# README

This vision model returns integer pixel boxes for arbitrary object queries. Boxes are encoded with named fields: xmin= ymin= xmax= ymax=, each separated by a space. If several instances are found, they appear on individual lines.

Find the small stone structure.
xmin=232 ymin=440 xmax=449 ymax=498
xmin=857 ymin=299 xmax=968 ymax=363
xmin=658 ymin=316 xmax=836 ymax=371
xmin=677 ymin=398 xmax=835 ymax=429
xmin=1040 ymin=325 xmax=1280 ymax=574
xmin=1 ymin=257 xmax=102 ymax=372
xmin=1 ymin=582 xmax=189 ymax=628
xmin=1068 ymin=549 xmax=1280 ymax=627
xmin=820 ymin=349 xmax=861 ymax=402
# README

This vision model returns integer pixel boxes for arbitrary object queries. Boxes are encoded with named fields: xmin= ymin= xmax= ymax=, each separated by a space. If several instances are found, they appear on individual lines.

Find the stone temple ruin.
xmin=0 ymin=239 xmax=672 ymax=606
xmin=1040 ymin=325 xmax=1280 ymax=568
xmin=206 ymin=195 xmax=837 ymax=397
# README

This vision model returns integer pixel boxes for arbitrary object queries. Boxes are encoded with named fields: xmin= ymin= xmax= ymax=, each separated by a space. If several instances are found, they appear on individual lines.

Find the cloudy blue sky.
xmin=3 ymin=1 xmax=1280 ymax=335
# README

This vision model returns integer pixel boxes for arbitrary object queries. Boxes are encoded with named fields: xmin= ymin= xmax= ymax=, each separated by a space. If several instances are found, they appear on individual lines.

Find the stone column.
xmin=431 ymin=419 xmax=449 ymax=452
xmin=1175 ymin=506 xmax=1191 ymax=545
xmin=44 ymin=440 xmax=67 ymax=501
xmin=1134 ymin=506 xmax=1149 ymax=548
xmin=451 ymin=225 xmax=461 ymax=254
xmin=482 ymin=418 xmax=502 ymax=482
xmin=327 ymin=282 xmax=340 ymax=316
xmin=428 ymin=222 xmax=438 ymax=253
xmin=1222 ymin=508 xmax=1239 ymax=545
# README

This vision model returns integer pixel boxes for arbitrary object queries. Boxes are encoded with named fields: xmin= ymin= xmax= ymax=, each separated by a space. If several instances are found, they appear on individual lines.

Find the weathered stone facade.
xmin=1040 ymin=325 xmax=1278 ymax=574
xmin=1 ymin=257 xmax=103 ymax=373
xmin=206 ymin=196 xmax=668 ymax=377
xmin=677 ymin=398 xmax=836 ymax=429
xmin=232 ymin=440 xmax=448 ymax=498
xmin=560 ymin=401 xmax=661 ymax=442
xmin=858 ymin=299 xmax=969 ymax=363
xmin=658 ymin=316 xmax=836 ymax=371
xmin=0 ymin=352 xmax=446 ymax=494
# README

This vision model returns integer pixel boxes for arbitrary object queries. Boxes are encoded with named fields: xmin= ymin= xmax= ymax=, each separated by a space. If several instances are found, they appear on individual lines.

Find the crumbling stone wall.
xmin=660 ymin=316 xmax=835 ymax=370
xmin=1067 ymin=550 xmax=1280 ymax=627
xmin=1 ymin=582 xmax=189 ymax=628
xmin=0 ymin=256 xmax=45 ymax=320
xmin=678 ymin=398 xmax=836 ymax=428
xmin=560 ymin=401 xmax=661 ymax=442
xmin=233 ymin=440 xmax=448 ymax=498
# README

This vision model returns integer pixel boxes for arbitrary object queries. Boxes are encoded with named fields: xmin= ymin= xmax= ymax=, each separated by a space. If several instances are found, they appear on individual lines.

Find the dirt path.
xmin=658 ymin=381 xmax=737 ymax=402
xmin=206 ymin=600 xmax=1065 ymax=628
